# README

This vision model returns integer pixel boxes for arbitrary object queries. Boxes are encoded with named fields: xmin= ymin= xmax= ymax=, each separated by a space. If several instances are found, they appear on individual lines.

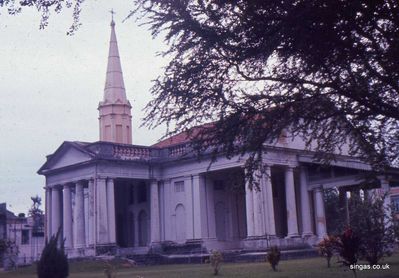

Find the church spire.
xmin=98 ymin=15 xmax=133 ymax=144
xmin=103 ymin=14 xmax=128 ymax=104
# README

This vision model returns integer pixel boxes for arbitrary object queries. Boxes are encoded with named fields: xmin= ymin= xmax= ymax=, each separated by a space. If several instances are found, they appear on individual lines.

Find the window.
xmin=137 ymin=182 xmax=147 ymax=203
xmin=214 ymin=180 xmax=225 ymax=191
xmin=392 ymin=195 xmax=399 ymax=213
xmin=129 ymin=186 xmax=135 ymax=204
xmin=174 ymin=181 xmax=185 ymax=193
xmin=21 ymin=229 xmax=29 ymax=245
xmin=105 ymin=125 xmax=111 ymax=141
xmin=116 ymin=124 xmax=123 ymax=142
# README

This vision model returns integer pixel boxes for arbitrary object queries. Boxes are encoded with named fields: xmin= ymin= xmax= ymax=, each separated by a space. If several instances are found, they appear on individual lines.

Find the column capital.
xmin=76 ymin=180 xmax=87 ymax=186
xmin=285 ymin=165 xmax=296 ymax=171
xmin=106 ymin=177 xmax=115 ymax=183
xmin=262 ymin=164 xmax=272 ymax=170
xmin=96 ymin=176 xmax=108 ymax=181
xmin=51 ymin=184 xmax=62 ymax=191
xmin=162 ymin=178 xmax=172 ymax=185
xmin=298 ymin=164 xmax=308 ymax=170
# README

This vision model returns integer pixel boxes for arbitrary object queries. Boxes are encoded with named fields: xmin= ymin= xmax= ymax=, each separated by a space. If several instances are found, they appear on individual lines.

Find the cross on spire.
xmin=110 ymin=9 xmax=115 ymax=26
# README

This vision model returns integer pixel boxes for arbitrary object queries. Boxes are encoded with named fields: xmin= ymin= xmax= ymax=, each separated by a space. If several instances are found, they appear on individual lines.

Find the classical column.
xmin=285 ymin=166 xmax=299 ymax=238
xmin=206 ymin=177 xmax=217 ymax=239
xmin=262 ymin=166 xmax=276 ymax=237
xmin=253 ymin=171 xmax=264 ymax=236
xmin=299 ymin=167 xmax=313 ymax=237
xmin=74 ymin=181 xmax=86 ymax=248
xmin=314 ymin=187 xmax=327 ymax=239
xmin=163 ymin=179 xmax=172 ymax=240
xmin=51 ymin=186 xmax=62 ymax=237
xmin=379 ymin=178 xmax=391 ymax=227
xmin=339 ymin=188 xmax=350 ymax=226
xmin=192 ymin=175 xmax=208 ymax=239
xmin=45 ymin=188 xmax=52 ymax=239
xmin=107 ymin=178 xmax=116 ymax=244
xmin=88 ymin=179 xmax=95 ymax=246
xmin=63 ymin=184 xmax=73 ymax=248
xmin=96 ymin=177 xmax=109 ymax=244
xmin=245 ymin=176 xmax=255 ymax=237
xmin=150 ymin=179 xmax=160 ymax=243
xmin=185 ymin=177 xmax=194 ymax=239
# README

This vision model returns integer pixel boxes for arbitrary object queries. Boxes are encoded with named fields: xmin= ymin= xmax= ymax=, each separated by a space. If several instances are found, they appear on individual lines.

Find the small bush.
xmin=104 ymin=261 xmax=117 ymax=278
xmin=0 ymin=239 xmax=19 ymax=270
xmin=333 ymin=228 xmax=360 ymax=278
xmin=349 ymin=193 xmax=398 ymax=265
xmin=267 ymin=246 xmax=281 ymax=271
xmin=318 ymin=235 xmax=337 ymax=268
xmin=209 ymin=250 xmax=223 ymax=275
xmin=37 ymin=230 xmax=69 ymax=278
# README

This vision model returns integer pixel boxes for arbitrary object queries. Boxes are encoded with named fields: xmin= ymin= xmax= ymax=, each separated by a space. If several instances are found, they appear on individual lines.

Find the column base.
xmin=317 ymin=234 xmax=328 ymax=241
xmin=149 ymin=242 xmax=162 ymax=254
xmin=301 ymin=232 xmax=315 ymax=238
xmin=95 ymin=244 xmax=117 ymax=256
xmin=285 ymin=233 xmax=300 ymax=239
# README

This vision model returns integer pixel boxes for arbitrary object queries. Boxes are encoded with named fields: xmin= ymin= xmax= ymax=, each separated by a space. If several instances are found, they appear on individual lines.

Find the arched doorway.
xmin=175 ymin=204 xmax=186 ymax=243
xmin=138 ymin=210 xmax=149 ymax=246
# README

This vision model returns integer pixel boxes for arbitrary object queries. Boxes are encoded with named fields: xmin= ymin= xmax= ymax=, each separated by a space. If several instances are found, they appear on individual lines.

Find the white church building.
xmin=38 ymin=20 xmax=397 ymax=257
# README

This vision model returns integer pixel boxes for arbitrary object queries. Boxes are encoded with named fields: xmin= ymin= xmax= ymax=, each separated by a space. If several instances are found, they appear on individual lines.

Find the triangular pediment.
xmin=38 ymin=142 xmax=94 ymax=174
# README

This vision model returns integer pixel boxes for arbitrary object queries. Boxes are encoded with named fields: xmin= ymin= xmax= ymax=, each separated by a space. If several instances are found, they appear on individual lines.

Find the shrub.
xmin=317 ymin=235 xmax=337 ymax=268
xmin=348 ymin=193 xmax=398 ymax=265
xmin=324 ymin=188 xmax=346 ymax=235
xmin=104 ymin=261 xmax=117 ymax=278
xmin=266 ymin=246 xmax=281 ymax=271
xmin=209 ymin=250 xmax=223 ymax=275
xmin=333 ymin=228 xmax=360 ymax=278
xmin=37 ymin=230 xmax=69 ymax=278
xmin=0 ymin=239 xmax=19 ymax=270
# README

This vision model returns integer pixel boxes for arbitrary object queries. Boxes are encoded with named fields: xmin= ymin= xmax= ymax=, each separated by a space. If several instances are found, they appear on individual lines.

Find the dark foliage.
xmin=324 ymin=188 xmax=346 ymax=235
xmin=29 ymin=195 xmax=44 ymax=235
xmin=317 ymin=235 xmax=338 ymax=268
xmin=348 ymin=193 xmax=399 ymax=265
xmin=266 ymin=246 xmax=281 ymax=271
xmin=37 ymin=230 xmax=69 ymax=278
xmin=209 ymin=250 xmax=223 ymax=275
xmin=0 ymin=0 xmax=84 ymax=34
xmin=128 ymin=0 xmax=399 ymax=179
xmin=2 ymin=1 xmax=399 ymax=179
xmin=333 ymin=228 xmax=361 ymax=277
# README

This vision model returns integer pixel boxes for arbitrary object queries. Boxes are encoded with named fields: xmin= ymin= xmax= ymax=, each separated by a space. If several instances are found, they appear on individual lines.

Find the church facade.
xmin=38 ymin=20 xmax=396 ymax=257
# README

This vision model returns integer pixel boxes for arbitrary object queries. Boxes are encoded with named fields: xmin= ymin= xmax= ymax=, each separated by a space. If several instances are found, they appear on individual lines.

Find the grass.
xmin=1 ymin=254 xmax=399 ymax=278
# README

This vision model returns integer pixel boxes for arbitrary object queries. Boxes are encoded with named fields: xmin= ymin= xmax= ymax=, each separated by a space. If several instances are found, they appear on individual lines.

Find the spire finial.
xmin=110 ymin=9 xmax=115 ymax=26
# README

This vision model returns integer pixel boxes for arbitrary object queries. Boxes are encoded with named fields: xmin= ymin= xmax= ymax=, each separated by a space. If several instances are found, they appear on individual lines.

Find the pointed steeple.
xmin=103 ymin=18 xmax=128 ymax=104
xmin=98 ymin=16 xmax=133 ymax=144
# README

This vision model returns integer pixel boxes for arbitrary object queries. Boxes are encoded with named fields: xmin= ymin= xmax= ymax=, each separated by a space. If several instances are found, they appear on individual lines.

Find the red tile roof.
xmin=151 ymin=123 xmax=215 ymax=148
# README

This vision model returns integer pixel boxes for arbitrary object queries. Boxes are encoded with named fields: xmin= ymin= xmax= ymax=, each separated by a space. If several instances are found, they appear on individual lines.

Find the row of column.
xmin=46 ymin=177 xmax=117 ymax=249
xmin=245 ymin=165 xmax=327 ymax=239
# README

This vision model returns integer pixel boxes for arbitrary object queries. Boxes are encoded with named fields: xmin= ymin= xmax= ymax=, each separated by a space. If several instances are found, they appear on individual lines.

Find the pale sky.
xmin=0 ymin=1 xmax=168 ymax=214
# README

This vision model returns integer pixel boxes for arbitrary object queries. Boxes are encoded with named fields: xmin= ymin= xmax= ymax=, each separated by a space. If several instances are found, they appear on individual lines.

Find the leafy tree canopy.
xmin=3 ymin=0 xmax=399 ymax=173
xmin=131 ymin=0 xmax=399 ymax=172
xmin=0 ymin=0 xmax=84 ymax=34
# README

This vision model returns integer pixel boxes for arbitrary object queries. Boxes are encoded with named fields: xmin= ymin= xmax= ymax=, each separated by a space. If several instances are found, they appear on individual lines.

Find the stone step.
xmin=124 ymin=248 xmax=318 ymax=265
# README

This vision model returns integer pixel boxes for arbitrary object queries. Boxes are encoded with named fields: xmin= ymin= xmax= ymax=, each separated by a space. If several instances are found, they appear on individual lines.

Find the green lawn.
xmin=1 ymin=255 xmax=399 ymax=278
